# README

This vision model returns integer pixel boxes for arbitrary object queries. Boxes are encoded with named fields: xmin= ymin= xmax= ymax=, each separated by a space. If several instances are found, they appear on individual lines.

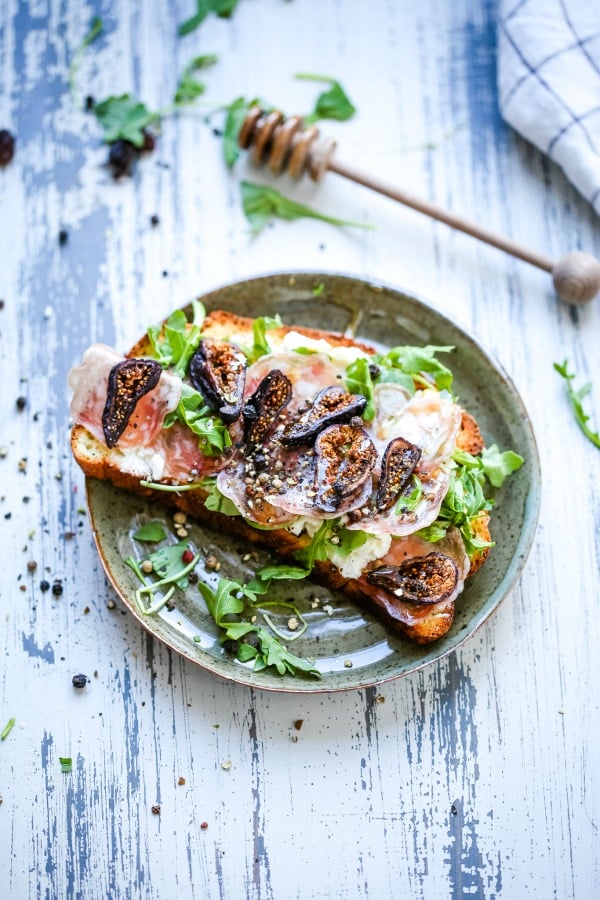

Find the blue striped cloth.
xmin=498 ymin=1 xmax=600 ymax=213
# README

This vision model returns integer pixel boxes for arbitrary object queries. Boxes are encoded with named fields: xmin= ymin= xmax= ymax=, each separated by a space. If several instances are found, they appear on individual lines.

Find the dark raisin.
xmin=40 ymin=579 xmax=50 ymax=592
xmin=0 ymin=129 xmax=15 ymax=167
xmin=108 ymin=140 xmax=137 ymax=178
xmin=16 ymin=396 xmax=26 ymax=411
xmin=142 ymin=130 xmax=155 ymax=152
xmin=72 ymin=673 xmax=89 ymax=689
xmin=58 ymin=229 xmax=68 ymax=246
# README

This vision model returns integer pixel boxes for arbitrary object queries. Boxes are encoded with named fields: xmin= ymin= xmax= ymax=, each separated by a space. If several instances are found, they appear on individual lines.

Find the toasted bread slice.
xmin=71 ymin=309 xmax=492 ymax=644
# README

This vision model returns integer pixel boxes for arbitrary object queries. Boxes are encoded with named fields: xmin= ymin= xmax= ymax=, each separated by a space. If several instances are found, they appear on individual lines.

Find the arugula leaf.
xmin=243 ymin=314 xmax=282 ymax=362
xmin=375 ymin=345 xmax=455 ymax=393
xmin=146 ymin=541 xmax=195 ymax=591
xmin=296 ymin=73 xmax=356 ymax=125
xmin=554 ymin=359 xmax=600 ymax=449
xmin=222 ymin=97 xmax=269 ymax=167
xmin=94 ymin=94 xmax=159 ymax=147
xmin=201 ymin=477 xmax=241 ymax=516
xmin=344 ymin=357 xmax=376 ymax=420
xmin=59 ymin=757 xmax=73 ymax=773
xmin=296 ymin=519 xmax=368 ymax=570
xmin=255 ymin=563 xmax=310 ymax=581
xmin=178 ymin=0 xmax=240 ymax=36
xmin=241 ymin=181 xmax=372 ymax=234
xmin=133 ymin=522 xmax=168 ymax=543
xmin=69 ymin=16 xmax=103 ymax=107
xmin=147 ymin=299 xmax=206 ymax=377
xmin=165 ymin=384 xmax=232 ymax=456
xmin=480 ymin=445 xmax=524 ymax=487
xmin=344 ymin=346 xmax=455 ymax=415
xmin=395 ymin=476 xmax=423 ymax=514
xmin=418 ymin=445 xmax=522 ymax=556
xmin=174 ymin=54 xmax=218 ymax=106
xmin=198 ymin=576 xmax=320 ymax=678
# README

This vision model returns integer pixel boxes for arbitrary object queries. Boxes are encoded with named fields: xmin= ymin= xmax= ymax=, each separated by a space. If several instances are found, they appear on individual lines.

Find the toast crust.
xmin=71 ymin=309 xmax=492 ymax=645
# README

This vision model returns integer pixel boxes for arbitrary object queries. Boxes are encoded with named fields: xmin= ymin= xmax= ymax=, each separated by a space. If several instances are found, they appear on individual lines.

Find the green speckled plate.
xmin=86 ymin=272 xmax=541 ymax=692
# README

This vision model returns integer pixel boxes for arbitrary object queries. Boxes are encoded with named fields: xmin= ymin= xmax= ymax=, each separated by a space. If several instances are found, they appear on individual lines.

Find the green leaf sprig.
xmin=296 ymin=73 xmax=356 ymax=125
xmin=147 ymin=299 xmax=206 ymax=377
xmin=178 ymin=0 xmax=240 ymax=36
xmin=59 ymin=757 xmax=73 ymax=773
xmin=241 ymin=181 xmax=372 ymax=234
xmin=94 ymin=94 xmax=159 ymax=147
xmin=222 ymin=97 xmax=269 ymax=167
xmin=239 ymin=314 xmax=282 ymax=363
xmin=296 ymin=519 xmax=368 ymax=571
xmin=198 ymin=577 xmax=320 ymax=677
xmin=133 ymin=522 xmax=168 ymax=543
xmin=418 ymin=446 xmax=523 ymax=556
xmin=126 ymin=540 xmax=201 ymax=616
xmin=344 ymin=345 xmax=455 ymax=421
xmin=164 ymin=385 xmax=232 ymax=456
xmin=174 ymin=54 xmax=218 ymax=105
xmin=554 ymin=360 xmax=600 ymax=449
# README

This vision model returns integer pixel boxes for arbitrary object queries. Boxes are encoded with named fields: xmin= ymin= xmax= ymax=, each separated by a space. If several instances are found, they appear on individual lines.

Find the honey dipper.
xmin=238 ymin=107 xmax=600 ymax=306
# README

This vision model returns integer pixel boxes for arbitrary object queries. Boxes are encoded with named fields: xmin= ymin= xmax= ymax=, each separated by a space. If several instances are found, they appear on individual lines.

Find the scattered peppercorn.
xmin=212 ymin=127 xmax=223 ymax=137
xmin=27 ymin=561 xmax=37 ymax=573
xmin=200 ymin=821 xmax=208 ymax=830
xmin=178 ymin=777 xmax=186 ymax=786
xmin=16 ymin=396 xmax=26 ymax=411
xmin=84 ymin=95 xmax=95 ymax=111
xmin=0 ymin=129 xmax=15 ymax=167
xmin=293 ymin=719 xmax=304 ymax=731
xmin=150 ymin=214 xmax=159 ymax=227
xmin=52 ymin=579 xmax=63 ymax=597
xmin=83 ymin=606 xmax=90 ymax=614
xmin=40 ymin=580 xmax=50 ymax=592
xmin=72 ymin=673 xmax=89 ymax=689
xmin=58 ymin=229 xmax=68 ymax=246
xmin=107 ymin=598 xmax=116 ymax=609
xmin=151 ymin=805 xmax=161 ymax=815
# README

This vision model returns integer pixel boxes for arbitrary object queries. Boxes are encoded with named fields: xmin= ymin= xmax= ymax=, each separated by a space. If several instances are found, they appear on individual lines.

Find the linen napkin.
xmin=497 ymin=0 xmax=600 ymax=214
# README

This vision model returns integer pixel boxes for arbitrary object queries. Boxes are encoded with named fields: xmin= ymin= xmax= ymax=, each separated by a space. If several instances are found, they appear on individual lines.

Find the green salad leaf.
xmin=418 ymin=446 xmax=523 ymax=556
xmin=59 ymin=757 xmax=73 ymax=773
xmin=296 ymin=73 xmax=356 ymax=124
xmin=94 ymin=94 xmax=159 ymax=147
xmin=164 ymin=384 xmax=232 ymax=456
xmin=178 ymin=0 xmax=240 ymax=36
xmin=241 ymin=181 xmax=372 ymax=234
xmin=296 ymin=520 xmax=368 ymax=571
xmin=201 ymin=477 xmax=241 ymax=516
xmin=242 ymin=314 xmax=282 ymax=362
xmin=133 ymin=522 xmax=168 ymax=543
xmin=147 ymin=299 xmax=205 ymax=377
xmin=198 ymin=577 xmax=320 ymax=678
xmin=554 ymin=359 xmax=600 ymax=449
xmin=174 ymin=54 xmax=218 ymax=105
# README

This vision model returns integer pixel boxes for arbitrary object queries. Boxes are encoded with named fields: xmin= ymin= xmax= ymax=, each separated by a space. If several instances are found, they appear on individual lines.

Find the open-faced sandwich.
xmin=69 ymin=302 xmax=523 ymax=663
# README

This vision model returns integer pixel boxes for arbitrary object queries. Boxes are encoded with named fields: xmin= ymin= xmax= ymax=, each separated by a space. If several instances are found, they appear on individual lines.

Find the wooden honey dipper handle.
xmin=238 ymin=108 xmax=600 ymax=306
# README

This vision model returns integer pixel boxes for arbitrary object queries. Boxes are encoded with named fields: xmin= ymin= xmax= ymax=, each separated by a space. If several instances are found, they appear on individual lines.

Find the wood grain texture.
xmin=1 ymin=1 xmax=599 ymax=898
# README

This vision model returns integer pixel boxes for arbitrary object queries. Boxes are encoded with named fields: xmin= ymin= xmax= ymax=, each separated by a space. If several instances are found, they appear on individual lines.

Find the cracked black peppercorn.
xmin=72 ymin=673 xmax=89 ymax=689
xmin=40 ymin=580 xmax=50 ymax=592
xmin=16 ymin=396 xmax=26 ymax=411
xmin=58 ymin=229 xmax=68 ymax=246
xmin=52 ymin=580 xmax=63 ymax=596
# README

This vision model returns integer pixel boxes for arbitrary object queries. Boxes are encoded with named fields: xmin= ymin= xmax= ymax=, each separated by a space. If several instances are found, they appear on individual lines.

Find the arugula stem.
xmin=295 ymin=72 xmax=333 ymax=84
xmin=125 ymin=555 xmax=149 ymax=586
xmin=1 ymin=717 xmax=15 ymax=741
xmin=140 ymin=480 xmax=206 ymax=492
xmin=262 ymin=609 xmax=308 ymax=641
xmin=137 ymin=554 xmax=201 ymax=594
xmin=143 ymin=586 xmax=176 ymax=616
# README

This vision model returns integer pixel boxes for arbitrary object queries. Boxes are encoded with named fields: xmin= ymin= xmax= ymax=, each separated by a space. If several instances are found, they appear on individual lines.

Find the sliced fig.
xmin=280 ymin=385 xmax=367 ymax=447
xmin=366 ymin=552 xmax=458 ymax=605
xmin=314 ymin=420 xmax=377 ymax=512
xmin=375 ymin=436 xmax=422 ymax=512
xmin=189 ymin=339 xmax=247 ymax=424
xmin=242 ymin=369 xmax=292 ymax=446
xmin=102 ymin=358 xmax=162 ymax=448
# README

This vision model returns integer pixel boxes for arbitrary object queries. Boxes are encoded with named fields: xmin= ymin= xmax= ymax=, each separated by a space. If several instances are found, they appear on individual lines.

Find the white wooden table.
xmin=1 ymin=2 xmax=599 ymax=898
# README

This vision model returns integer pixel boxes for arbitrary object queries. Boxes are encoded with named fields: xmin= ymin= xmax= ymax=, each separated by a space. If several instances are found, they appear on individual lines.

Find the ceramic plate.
xmin=86 ymin=272 xmax=541 ymax=692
